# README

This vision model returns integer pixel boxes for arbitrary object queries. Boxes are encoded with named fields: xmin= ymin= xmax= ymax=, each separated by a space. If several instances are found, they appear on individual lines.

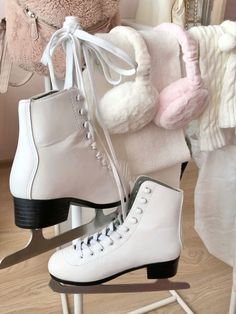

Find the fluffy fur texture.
xmin=19 ymin=0 xmax=119 ymax=28
xmin=218 ymin=33 xmax=236 ymax=52
xmin=99 ymin=80 xmax=157 ymax=133
xmin=99 ymin=26 xmax=158 ymax=134
xmin=155 ymin=78 xmax=209 ymax=129
xmin=83 ymin=28 xmax=191 ymax=176
xmin=154 ymin=23 xmax=208 ymax=130
xmin=218 ymin=20 xmax=236 ymax=52
xmin=5 ymin=0 xmax=120 ymax=76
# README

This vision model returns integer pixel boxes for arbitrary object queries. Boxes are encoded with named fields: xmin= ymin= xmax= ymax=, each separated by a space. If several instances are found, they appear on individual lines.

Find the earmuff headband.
xmin=110 ymin=26 xmax=151 ymax=78
xmin=155 ymin=23 xmax=202 ymax=87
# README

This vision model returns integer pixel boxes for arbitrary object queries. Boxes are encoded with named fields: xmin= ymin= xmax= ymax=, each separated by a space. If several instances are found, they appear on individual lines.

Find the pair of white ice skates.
xmin=9 ymin=87 xmax=183 ymax=285
xmin=7 ymin=18 xmax=184 ymax=286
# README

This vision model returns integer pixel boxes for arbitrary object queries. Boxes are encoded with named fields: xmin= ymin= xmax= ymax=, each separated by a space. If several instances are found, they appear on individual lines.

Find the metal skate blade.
xmin=0 ymin=210 xmax=116 ymax=269
xmin=49 ymin=278 xmax=190 ymax=294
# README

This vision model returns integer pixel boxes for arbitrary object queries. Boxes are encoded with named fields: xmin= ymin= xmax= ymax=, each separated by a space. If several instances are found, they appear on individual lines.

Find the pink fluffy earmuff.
xmin=98 ymin=26 xmax=158 ymax=134
xmin=153 ymin=23 xmax=208 ymax=130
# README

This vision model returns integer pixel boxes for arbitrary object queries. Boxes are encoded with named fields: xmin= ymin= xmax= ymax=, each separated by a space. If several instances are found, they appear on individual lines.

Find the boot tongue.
xmin=105 ymin=215 xmax=123 ymax=236
xmin=128 ymin=177 xmax=147 ymax=210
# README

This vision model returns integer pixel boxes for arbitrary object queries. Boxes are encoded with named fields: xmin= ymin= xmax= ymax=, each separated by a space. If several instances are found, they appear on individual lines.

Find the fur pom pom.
xmin=218 ymin=33 xmax=236 ymax=52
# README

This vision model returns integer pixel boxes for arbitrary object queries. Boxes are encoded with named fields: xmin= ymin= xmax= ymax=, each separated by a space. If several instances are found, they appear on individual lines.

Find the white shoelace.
xmin=75 ymin=188 xmax=150 ymax=257
xmin=75 ymin=213 xmax=125 ymax=258
xmin=41 ymin=18 xmax=137 ymax=218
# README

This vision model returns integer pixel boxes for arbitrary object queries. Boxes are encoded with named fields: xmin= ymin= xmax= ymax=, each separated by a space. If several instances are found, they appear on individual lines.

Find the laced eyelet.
xmin=136 ymin=208 xmax=143 ymax=215
xmin=96 ymin=152 xmax=102 ymax=160
xmin=101 ymin=159 xmax=107 ymax=166
xmin=140 ymin=197 xmax=148 ymax=204
xmin=79 ymin=108 xmax=85 ymax=115
xmin=91 ymin=143 xmax=97 ymax=150
xmin=131 ymin=217 xmax=138 ymax=224
xmin=144 ymin=187 xmax=152 ymax=194
xmin=100 ymin=248 xmax=104 ymax=252
xmin=109 ymin=241 xmax=114 ymax=246
xmin=86 ymin=132 xmax=92 ymax=140
xmin=125 ymin=227 xmax=130 ymax=233
xmin=76 ymin=95 xmax=83 ymax=102
xmin=83 ymin=121 xmax=89 ymax=128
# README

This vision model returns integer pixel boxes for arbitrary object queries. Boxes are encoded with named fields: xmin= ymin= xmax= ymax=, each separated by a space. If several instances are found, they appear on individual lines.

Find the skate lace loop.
xmin=76 ymin=213 xmax=124 ymax=258
xmin=75 ymin=185 xmax=150 ymax=258
xmin=41 ymin=22 xmax=136 ymax=92
xmin=41 ymin=19 xmax=136 ymax=218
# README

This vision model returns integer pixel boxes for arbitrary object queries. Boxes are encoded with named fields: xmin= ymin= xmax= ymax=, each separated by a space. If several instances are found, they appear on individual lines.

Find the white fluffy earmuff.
xmin=98 ymin=26 xmax=158 ymax=134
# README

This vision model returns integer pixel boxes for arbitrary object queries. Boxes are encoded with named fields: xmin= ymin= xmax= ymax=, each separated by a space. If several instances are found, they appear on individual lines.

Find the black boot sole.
xmin=13 ymin=197 xmax=120 ymax=229
xmin=50 ymin=257 xmax=179 ymax=286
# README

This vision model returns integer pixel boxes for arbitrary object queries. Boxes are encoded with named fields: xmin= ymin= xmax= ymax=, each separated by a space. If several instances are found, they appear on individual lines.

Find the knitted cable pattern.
xmin=218 ymin=52 xmax=236 ymax=128
xmin=189 ymin=23 xmax=235 ymax=151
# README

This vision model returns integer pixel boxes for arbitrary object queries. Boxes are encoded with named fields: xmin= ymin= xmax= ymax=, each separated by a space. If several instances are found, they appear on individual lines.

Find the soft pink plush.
xmin=18 ymin=0 xmax=120 ymax=29
xmin=153 ymin=23 xmax=208 ymax=129
xmin=5 ymin=0 xmax=120 ymax=77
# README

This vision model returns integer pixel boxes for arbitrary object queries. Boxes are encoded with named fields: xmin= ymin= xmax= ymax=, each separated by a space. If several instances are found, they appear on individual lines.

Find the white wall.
xmin=0 ymin=1 xmax=44 ymax=161
xmin=120 ymin=0 xmax=139 ymax=18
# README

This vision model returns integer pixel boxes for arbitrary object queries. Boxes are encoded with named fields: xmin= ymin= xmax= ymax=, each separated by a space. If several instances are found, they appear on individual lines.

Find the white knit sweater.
xmin=189 ymin=21 xmax=236 ymax=152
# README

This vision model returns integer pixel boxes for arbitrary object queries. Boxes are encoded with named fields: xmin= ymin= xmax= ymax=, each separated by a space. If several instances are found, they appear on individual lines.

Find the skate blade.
xmin=49 ymin=278 xmax=190 ymax=294
xmin=0 ymin=210 xmax=116 ymax=269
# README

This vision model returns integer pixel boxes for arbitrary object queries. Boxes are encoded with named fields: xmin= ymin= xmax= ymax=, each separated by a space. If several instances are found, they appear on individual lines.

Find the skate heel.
xmin=13 ymin=197 xmax=70 ymax=229
xmin=146 ymin=257 xmax=179 ymax=279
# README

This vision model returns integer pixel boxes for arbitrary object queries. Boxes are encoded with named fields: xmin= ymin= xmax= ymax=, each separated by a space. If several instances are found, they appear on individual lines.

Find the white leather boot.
xmin=10 ymin=88 xmax=121 ymax=229
xmin=48 ymin=176 xmax=183 ymax=285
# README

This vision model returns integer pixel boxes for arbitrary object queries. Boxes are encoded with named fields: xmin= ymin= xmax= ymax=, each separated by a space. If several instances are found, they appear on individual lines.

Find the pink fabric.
xmin=19 ymin=0 xmax=120 ymax=29
xmin=5 ymin=0 xmax=120 ymax=77
xmin=85 ymin=28 xmax=191 ymax=176
xmin=153 ymin=23 xmax=208 ymax=129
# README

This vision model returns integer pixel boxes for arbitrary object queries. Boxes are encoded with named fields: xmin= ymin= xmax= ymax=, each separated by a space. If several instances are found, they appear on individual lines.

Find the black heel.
xmin=146 ymin=257 xmax=179 ymax=279
xmin=13 ymin=197 xmax=70 ymax=229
